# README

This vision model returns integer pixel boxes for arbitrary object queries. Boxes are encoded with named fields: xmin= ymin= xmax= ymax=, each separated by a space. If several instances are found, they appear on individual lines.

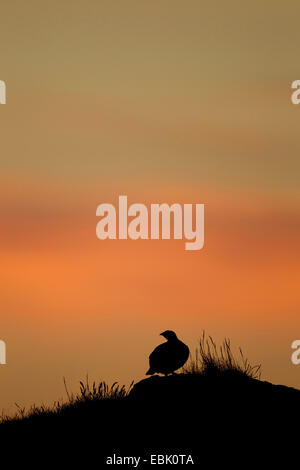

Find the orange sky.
xmin=1 ymin=180 xmax=300 ymax=414
xmin=1 ymin=1 xmax=300 ymax=414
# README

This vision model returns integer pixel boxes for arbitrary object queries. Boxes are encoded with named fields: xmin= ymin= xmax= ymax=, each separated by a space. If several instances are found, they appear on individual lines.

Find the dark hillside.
xmin=1 ymin=372 xmax=299 ymax=466
xmin=1 ymin=336 xmax=299 ymax=465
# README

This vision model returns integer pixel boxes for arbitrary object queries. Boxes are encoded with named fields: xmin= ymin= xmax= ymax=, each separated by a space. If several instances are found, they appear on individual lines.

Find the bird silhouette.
xmin=146 ymin=330 xmax=190 ymax=376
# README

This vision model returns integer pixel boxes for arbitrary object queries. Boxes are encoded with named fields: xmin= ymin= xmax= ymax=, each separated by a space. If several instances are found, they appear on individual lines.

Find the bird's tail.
xmin=146 ymin=367 xmax=155 ymax=375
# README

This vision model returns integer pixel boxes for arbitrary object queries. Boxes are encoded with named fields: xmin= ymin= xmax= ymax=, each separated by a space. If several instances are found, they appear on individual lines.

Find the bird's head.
xmin=160 ymin=330 xmax=178 ymax=341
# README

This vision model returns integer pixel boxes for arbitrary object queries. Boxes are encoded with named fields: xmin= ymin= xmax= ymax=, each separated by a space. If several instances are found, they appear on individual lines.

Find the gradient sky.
xmin=1 ymin=1 xmax=300 ymax=414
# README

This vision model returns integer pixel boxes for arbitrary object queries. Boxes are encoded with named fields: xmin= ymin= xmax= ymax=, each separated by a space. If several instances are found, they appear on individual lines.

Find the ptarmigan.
xmin=146 ymin=331 xmax=190 ymax=376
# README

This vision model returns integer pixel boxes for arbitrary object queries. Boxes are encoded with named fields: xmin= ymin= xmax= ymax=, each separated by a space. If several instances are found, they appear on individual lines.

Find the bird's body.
xmin=146 ymin=331 xmax=189 ymax=376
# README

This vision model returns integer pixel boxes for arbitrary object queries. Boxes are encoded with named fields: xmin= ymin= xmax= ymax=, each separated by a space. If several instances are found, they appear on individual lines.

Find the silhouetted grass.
xmin=183 ymin=331 xmax=261 ymax=379
xmin=71 ymin=375 xmax=133 ymax=402
xmin=1 ymin=334 xmax=261 ymax=425
xmin=0 ymin=376 xmax=134 ymax=424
